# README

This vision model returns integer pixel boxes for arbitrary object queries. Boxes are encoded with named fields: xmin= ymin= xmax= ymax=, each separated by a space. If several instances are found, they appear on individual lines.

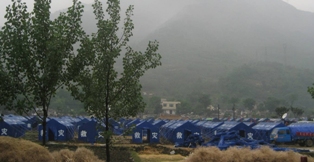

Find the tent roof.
xmin=202 ymin=121 xmax=224 ymax=128
xmin=135 ymin=121 xmax=157 ymax=130
xmin=217 ymin=121 xmax=242 ymax=130
xmin=48 ymin=118 xmax=74 ymax=127
xmin=252 ymin=122 xmax=285 ymax=130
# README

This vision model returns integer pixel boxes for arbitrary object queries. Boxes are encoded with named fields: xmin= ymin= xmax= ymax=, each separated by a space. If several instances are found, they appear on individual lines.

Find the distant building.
xmin=161 ymin=99 xmax=180 ymax=115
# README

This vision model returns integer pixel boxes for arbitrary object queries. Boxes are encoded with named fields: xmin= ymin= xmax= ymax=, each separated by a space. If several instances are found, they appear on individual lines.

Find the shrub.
xmin=51 ymin=147 xmax=104 ymax=162
xmin=184 ymin=146 xmax=314 ymax=162
xmin=0 ymin=136 xmax=54 ymax=162
xmin=51 ymin=149 xmax=74 ymax=162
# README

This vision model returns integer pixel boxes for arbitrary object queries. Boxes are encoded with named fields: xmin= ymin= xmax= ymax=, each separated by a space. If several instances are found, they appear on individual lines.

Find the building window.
xmin=169 ymin=104 xmax=174 ymax=107
xmin=163 ymin=103 xmax=167 ymax=107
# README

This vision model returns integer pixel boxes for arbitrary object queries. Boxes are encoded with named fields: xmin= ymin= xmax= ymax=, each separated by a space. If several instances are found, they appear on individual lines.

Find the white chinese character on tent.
xmin=134 ymin=132 xmax=141 ymax=139
xmin=247 ymin=132 xmax=253 ymax=140
xmin=80 ymin=130 xmax=87 ymax=137
xmin=40 ymin=130 xmax=43 ymax=136
xmin=194 ymin=132 xmax=200 ymax=135
xmin=58 ymin=129 xmax=64 ymax=136
xmin=98 ymin=132 xmax=104 ymax=138
xmin=152 ymin=132 xmax=158 ymax=139
xmin=27 ymin=123 xmax=31 ymax=128
xmin=1 ymin=128 xmax=8 ymax=135
xmin=176 ymin=132 xmax=183 ymax=139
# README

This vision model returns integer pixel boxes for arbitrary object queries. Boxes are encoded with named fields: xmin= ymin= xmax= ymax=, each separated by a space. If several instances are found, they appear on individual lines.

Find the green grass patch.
xmin=130 ymin=151 xmax=142 ymax=162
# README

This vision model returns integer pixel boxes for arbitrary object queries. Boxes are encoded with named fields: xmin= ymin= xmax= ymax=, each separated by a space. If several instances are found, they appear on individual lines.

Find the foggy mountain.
xmin=140 ymin=0 xmax=314 ymax=67
xmin=134 ymin=0 xmax=314 ymax=109
xmin=5 ymin=0 xmax=314 ymax=110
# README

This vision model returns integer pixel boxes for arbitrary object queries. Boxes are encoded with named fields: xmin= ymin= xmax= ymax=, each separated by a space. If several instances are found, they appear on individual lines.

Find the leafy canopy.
xmin=68 ymin=0 xmax=161 ymax=120
xmin=0 ymin=0 xmax=84 ymax=114
xmin=0 ymin=0 xmax=85 ymax=145
xmin=67 ymin=1 xmax=161 ymax=161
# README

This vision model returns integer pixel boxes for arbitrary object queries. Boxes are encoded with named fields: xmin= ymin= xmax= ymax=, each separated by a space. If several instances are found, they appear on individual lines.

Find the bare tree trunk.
xmin=42 ymin=108 xmax=47 ymax=145
xmin=105 ymin=106 xmax=110 ymax=162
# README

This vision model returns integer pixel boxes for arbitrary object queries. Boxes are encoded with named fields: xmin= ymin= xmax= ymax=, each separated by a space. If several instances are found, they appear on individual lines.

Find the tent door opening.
xmin=184 ymin=129 xmax=192 ymax=140
xmin=48 ymin=129 xmax=55 ymax=141
xmin=142 ymin=128 xmax=151 ymax=143
xmin=239 ymin=130 xmax=245 ymax=137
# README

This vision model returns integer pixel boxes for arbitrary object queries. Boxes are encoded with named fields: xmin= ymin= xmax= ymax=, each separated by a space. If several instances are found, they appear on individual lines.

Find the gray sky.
xmin=282 ymin=0 xmax=314 ymax=12
xmin=0 ymin=0 xmax=314 ymax=25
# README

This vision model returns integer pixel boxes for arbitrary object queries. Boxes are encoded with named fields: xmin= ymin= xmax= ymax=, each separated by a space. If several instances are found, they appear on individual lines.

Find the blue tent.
xmin=132 ymin=121 xmax=159 ymax=144
xmin=221 ymin=118 xmax=229 ymax=121
xmin=78 ymin=119 xmax=106 ymax=144
xmin=159 ymin=120 xmax=177 ymax=138
xmin=190 ymin=120 xmax=199 ymax=123
xmin=160 ymin=121 xmax=200 ymax=144
xmin=76 ymin=117 xmax=91 ymax=129
xmin=258 ymin=118 xmax=270 ymax=122
xmin=243 ymin=122 xmax=257 ymax=127
xmin=38 ymin=118 xmax=75 ymax=142
xmin=107 ymin=118 xmax=124 ymax=135
xmin=119 ymin=118 xmax=132 ymax=128
xmin=3 ymin=115 xmax=31 ymax=130
xmin=242 ymin=118 xmax=254 ymax=122
xmin=146 ymin=118 xmax=155 ymax=123
xmin=125 ymin=119 xmax=141 ymax=129
xmin=25 ymin=116 xmax=39 ymax=129
xmin=59 ymin=116 xmax=80 ymax=131
xmin=0 ymin=120 xmax=26 ymax=138
xmin=200 ymin=121 xmax=224 ymax=139
xmin=195 ymin=120 xmax=208 ymax=129
xmin=235 ymin=118 xmax=244 ymax=122
xmin=215 ymin=121 xmax=257 ymax=140
xmin=253 ymin=122 xmax=286 ymax=142
xmin=152 ymin=120 xmax=166 ymax=130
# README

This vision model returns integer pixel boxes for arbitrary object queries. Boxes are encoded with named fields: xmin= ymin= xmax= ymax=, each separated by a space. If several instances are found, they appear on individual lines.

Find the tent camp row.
xmin=139 ymin=120 xmax=287 ymax=145
xmin=0 ymin=115 xmax=38 ymax=138
xmin=1 ymin=115 xmax=289 ymax=146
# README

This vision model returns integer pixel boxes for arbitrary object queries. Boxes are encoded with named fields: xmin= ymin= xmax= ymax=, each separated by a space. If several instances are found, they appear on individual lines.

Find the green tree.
xmin=275 ymin=106 xmax=289 ymax=118
xmin=229 ymin=97 xmax=239 ymax=118
xmin=177 ymin=100 xmax=192 ymax=115
xmin=198 ymin=94 xmax=211 ymax=110
xmin=290 ymin=107 xmax=304 ymax=118
xmin=147 ymin=96 xmax=162 ymax=114
xmin=67 ymin=0 xmax=161 ymax=161
xmin=50 ymin=89 xmax=84 ymax=116
xmin=242 ymin=98 xmax=256 ymax=111
xmin=308 ymin=84 xmax=314 ymax=99
xmin=186 ymin=93 xmax=211 ymax=115
xmin=0 ymin=0 xmax=84 ymax=145
xmin=285 ymin=93 xmax=298 ymax=107
xmin=261 ymin=97 xmax=286 ymax=112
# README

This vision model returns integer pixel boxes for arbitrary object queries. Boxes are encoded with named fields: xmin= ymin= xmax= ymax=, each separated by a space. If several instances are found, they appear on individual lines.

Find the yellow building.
xmin=161 ymin=99 xmax=180 ymax=115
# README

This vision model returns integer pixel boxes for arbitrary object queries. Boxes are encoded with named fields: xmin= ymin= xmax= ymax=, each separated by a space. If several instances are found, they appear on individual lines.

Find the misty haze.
xmin=118 ymin=0 xmax=314 ymax=118
xmin=1 ymin=0 xmax=314 ymax=119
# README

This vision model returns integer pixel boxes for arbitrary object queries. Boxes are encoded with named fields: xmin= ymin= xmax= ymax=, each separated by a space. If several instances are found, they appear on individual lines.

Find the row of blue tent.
xmin=1 ymin=115 xmax=291 ymax=147
xmin=129 ymin=119 xmax=289 ymax=145
xmin=0 ymin=115 xmax=38 ymax=137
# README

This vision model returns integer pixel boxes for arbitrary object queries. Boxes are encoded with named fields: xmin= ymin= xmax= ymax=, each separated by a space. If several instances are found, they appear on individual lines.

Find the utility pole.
xmin=217 ymin=104 xmax=220 ymax=120
xmin=232 ymin=103 xmax=235 ymax=119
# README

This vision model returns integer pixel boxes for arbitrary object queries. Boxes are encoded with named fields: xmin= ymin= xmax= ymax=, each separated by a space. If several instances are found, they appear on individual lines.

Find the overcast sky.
xmin=0 ymin=0 xmax=314 ymax=25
